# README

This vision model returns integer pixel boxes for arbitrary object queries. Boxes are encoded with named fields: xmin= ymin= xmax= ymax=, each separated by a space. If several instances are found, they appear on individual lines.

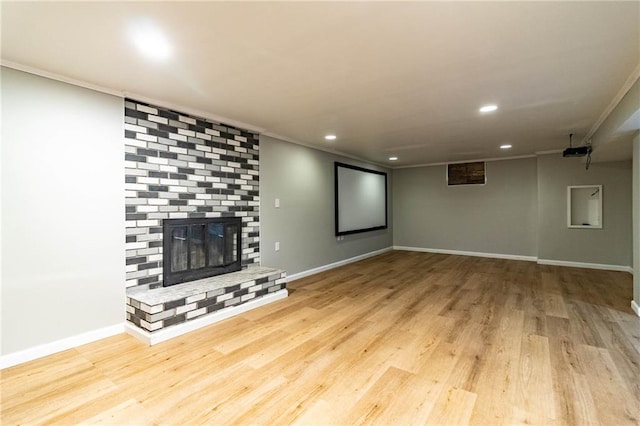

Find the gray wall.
xmin=633 ymin=133 xmax=639 ymax=305
xmin=537 ymin=154 xmax=632 ymax=266
xmin=393 ymin=157 xmax=538 ymax=257
xmin=260 ymin=135 xmax=392 ymax=276
xmin=1 ymin=68 xmax=125 ymax=355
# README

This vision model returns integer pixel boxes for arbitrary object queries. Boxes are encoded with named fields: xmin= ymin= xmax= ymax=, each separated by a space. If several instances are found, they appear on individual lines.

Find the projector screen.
xmin=335 ymin=162 xmax=388 ymax=236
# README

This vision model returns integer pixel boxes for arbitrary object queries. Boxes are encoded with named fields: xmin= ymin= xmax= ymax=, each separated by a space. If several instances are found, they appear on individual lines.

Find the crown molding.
xmin=584 ymin=63 xmax=640 ymax=144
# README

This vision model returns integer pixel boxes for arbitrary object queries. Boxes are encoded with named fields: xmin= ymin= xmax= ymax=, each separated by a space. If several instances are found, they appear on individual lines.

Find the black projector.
xmin=562 ymin=146 xmax=591 ymax=157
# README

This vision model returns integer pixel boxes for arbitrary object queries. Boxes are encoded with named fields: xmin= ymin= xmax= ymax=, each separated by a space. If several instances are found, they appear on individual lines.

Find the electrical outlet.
xmin=275 ymin=241 xmax=280 ymax=251
xmin=275 ymin=198 xmax=280 ymax=208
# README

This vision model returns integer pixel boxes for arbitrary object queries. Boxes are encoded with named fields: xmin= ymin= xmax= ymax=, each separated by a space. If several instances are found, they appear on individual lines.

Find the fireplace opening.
xmin=163 ymin=217 xmax=242 ymax=287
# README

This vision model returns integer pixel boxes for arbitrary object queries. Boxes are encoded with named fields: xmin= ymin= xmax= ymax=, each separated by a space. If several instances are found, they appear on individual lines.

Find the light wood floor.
xmin=2 ymin=251 xmax=639 ymax=425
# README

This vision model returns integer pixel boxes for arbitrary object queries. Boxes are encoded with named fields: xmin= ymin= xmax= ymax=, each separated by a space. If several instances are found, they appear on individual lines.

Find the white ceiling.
xmin=2 ymin=1 xmax=639 ymax=167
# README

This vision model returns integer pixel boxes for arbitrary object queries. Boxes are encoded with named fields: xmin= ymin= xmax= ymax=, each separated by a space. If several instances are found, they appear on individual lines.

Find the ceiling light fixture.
xmin=389 ymin=156 xmax=398 ymax=161
xmin=130 ymin=21 xmax=172 ymax=61
xmin=500 ymin=144 xmax=512 ymax=149
xmin=479 ymin=104 xmax=498 ymax=113
xmin=324 ymin=134 xmax=337 ymax=141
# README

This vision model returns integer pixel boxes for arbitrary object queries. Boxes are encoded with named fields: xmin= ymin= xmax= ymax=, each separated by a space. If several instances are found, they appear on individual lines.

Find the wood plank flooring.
xmin=2 ymin=251 xmax=639 ymax=425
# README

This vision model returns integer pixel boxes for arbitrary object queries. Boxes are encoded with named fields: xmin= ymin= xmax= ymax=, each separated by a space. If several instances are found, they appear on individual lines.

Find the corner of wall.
xmin=632 ymin=132 xmax=640 ymax=306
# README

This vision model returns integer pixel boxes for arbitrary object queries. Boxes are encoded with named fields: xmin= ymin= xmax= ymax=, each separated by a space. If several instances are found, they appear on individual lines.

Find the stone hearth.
xmin=126 ymin=267 xmax=287 ymax=344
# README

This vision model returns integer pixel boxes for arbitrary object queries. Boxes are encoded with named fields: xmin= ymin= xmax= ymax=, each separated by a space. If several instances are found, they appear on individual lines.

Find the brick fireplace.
xmin=123 ymin=99 xmax=286 ymax=342
xmin=124 ymin=99 xmax=261 ymax=290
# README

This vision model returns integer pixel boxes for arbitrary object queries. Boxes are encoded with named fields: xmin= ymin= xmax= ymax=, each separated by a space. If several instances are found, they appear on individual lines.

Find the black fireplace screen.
xmin=163 ymin=217 xmax=242 ymax=286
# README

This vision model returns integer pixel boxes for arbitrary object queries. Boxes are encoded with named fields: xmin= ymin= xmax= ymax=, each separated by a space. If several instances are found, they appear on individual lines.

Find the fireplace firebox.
xmin=163 ymin=217 xmax=242 ymax=287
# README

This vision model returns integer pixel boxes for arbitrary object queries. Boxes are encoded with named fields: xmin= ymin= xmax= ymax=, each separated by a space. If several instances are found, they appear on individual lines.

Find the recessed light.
xmin=325 ymin=134 xmax=337 ymax=141
xmin=479 ymin=104 xmax=498 ymax=113
xmin=389 ymin=156 xmax=398 ymax=161
xmin=500 ymin=144 xmax=512 ymax=149
xmin=130 ymin=21 xmax=172 ymax=61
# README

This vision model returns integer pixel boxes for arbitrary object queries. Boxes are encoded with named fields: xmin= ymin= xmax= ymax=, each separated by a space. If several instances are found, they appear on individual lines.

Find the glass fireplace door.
xmin=163 ymin=217 xmax=242 ymax=286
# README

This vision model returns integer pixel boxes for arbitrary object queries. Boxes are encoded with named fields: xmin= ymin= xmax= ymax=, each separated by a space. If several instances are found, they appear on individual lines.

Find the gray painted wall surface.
xmin=1 ymin=68 xmax=125 ymax=354
xmin=537 ymin=154 xmax=632 ymax=266
xmin=260 ymin=135 xmax=392 ymax=276
xmin=633 ymin=133 xmax=639 ymax=305
xmin=392 ymin=157 xmax=538 ymax=257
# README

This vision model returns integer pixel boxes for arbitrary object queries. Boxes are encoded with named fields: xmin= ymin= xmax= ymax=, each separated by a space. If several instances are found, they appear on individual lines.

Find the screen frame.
xmin=334 ymin=161 xmax=388 ymax=236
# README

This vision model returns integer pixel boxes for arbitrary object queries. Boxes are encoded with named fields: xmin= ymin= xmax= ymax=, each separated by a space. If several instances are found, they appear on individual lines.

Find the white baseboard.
xmin=287 ymin=247 xmax=393 ymax=282
xmin=0 ymin=323 xmax=124 ymax=370
xmin=631 ymin=300 xmax=640 ymax=317
xmin=393 ymin=246 xmax=537 ymax=262
xmin=393 ymin=246 xmax=632 ymax=274
xmin=537 ymin=259 xmax=633 ymax=274
xmin=125 ymin=289 xmax=289 ymax=346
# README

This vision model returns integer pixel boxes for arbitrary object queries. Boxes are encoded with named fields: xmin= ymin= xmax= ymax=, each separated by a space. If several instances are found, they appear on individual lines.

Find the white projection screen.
xmin=335 ymin=162 xmax=388 ymax=236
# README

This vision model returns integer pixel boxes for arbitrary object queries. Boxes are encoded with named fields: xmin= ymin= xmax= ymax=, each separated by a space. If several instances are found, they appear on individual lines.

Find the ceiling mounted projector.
xmin=563 ymin=146 xmax=591 ymax=157
xmin=562 ymin=133 xmax=591 ymax=158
